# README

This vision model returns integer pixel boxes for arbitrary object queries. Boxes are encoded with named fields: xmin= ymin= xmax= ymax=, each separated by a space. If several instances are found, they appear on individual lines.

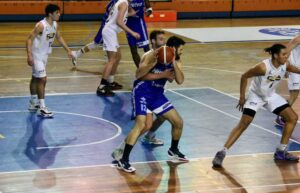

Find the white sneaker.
xmin=111 ymin=148 xmax=123 ymax=161
xmin=37 ymin=106 xmax=53 ymax=118
xmin=141 ymin=135 xmax=164 ymax=145
xmin=71 ymin=51 xmax=77 ymax=66
xmin=28 ymin=101 xmax=39 ymax=112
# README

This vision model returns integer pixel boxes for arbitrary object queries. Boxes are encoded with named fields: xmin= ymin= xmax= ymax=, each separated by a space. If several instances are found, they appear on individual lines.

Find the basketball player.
xmin=213 ymin=44 xmax=300 ymax=168
xmin=27 ymin=4 xmax=74 ymax=118
xmin=126 ymin=0 xmax=152 ymax=67
xmin=96 ymin=0 xmax=141 ymax=96
xmin=116 ymin=35 xmax=187 ymax=173
xmin=275 ymin=35 xmax=300 ymax=126
xmin=71 ymin=0 xmax=117 ymax=65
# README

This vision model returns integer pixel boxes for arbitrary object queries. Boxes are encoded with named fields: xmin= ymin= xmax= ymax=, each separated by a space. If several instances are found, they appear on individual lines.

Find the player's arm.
xmin=173 ymin=59 xmax=184 ymax=84
xmin=136 ymin=52 xmax=157 ymax=79
xmin=26 ymin=22 xmax=43 ymax=66
xmin=144 ymin=0 xmax=153 ymax=17
xmin=141 ymin=69 xmax=174 ymax=81
xmin=117 ymin=2 xmax=140 ymax=39
xmin=287 ymin=60 xmax=300 ymax=74
xmin=286 ymin=35 xmax=300 ymax=53
xmin=237 ymin=62 xmax=266 ymax=111
xmin=56 ymin=25 xmax=74 ymax=59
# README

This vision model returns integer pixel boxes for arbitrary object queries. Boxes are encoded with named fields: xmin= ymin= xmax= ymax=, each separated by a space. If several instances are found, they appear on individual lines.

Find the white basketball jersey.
xmin=32 ymin=18 xmax=57 ymax=56
xmin=105 ymin=0 xmax=128 ymax=33
xmin=289 ymin=44 xmax=300 ymax=67
xmin=249 ymin=59 xmax=286 ymax=98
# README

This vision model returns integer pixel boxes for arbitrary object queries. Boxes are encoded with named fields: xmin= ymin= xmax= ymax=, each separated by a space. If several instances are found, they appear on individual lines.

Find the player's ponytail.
xmin=264 ymin=44 xmax=286 ymax=58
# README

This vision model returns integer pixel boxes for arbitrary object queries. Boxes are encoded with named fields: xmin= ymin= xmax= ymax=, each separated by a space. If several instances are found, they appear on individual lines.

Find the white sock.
xmin=222 ymin=147 xmax=228 ymax=153
xmin=76 ymin=49 xmax=82 ymax=58
xmin=278 ymin=144 xmax=288 ymax=151
xmin=118 ymin=140 xmax=126 ymax=150
xmin=30 ymin=95 xmax=38 ymax=104
xmin=145 ymin=131 xmax=155 ymax=138
xmin=108 ymin=75 xmax=114 ymax=83
xmin=39 ymin=99 xmax=46 ymax=108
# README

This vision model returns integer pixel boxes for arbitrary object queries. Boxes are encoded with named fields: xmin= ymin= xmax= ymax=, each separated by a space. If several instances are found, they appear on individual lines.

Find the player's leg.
xmin=108 ymin=48 xmax=123 ymax=90
xmin=71 ymin=22 xmax=105 ymax=66
xmin=28 ymin=76 xmax=39 ymax=111
xmin=160 ymin=108 xmax=188 ymax=161
xmin=116 ymin=91 xmax=149 ymax=172
xmin=142 ymin=115 xmax=165 ymax=145
xmin=270 ymin=94 xmax=299 ymax=161
xmin=276 ymin=73 xmax=300 ymax=126
xmin=212 ymin=92 xmax=262 ymax=167
xmin=32 ymin=57 xmax=53 ymax=118
xmin=96 ymin=28 xmax=119 ymax=96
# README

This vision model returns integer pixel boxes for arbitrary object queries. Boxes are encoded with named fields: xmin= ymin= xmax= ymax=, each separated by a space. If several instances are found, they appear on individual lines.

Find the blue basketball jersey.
xmin=129 ymin=0 xmax=145 ymax=18
xmin=133 ymin=62 xmax=174 ymax=94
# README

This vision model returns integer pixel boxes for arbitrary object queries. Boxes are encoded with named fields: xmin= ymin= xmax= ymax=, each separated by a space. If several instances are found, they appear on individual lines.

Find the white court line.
xmin=0 ymin=87 xmax=208 ymax=98
xmin=168 ymin=89 xmax=300 ymax=145
xmin=0 ymin=64 xmax=242 ymax=82
xmin=0 ymin=74 xmax=131 ymax=81
xmin=184 ymin=66 xmax=243 ymax=74
xmin=0 ymin=151 xmax=298 ymax=175
xmin=0 ymin=110 xmax=122 ymax=149
xmin=196 ymin=182 xmax=300 ymax=193
xmin=0 ymin=55 xmax=133 ymax=64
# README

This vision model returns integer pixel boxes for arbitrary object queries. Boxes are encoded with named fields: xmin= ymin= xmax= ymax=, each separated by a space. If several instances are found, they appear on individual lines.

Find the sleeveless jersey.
xmin=32 ymin=18 xmax=57 ymax=56
xmin=129 ymin=0 xmax=145 ymax=18
xmin=249 ymin=59 xmax=286 ymax=98
xmin=134 ymin=50 xmax=174 ymax=94
xmin=105 ymin=0 xmax=128 ymax=33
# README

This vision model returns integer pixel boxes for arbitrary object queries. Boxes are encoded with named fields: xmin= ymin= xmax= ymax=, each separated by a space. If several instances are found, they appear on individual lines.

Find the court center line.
xmin=167 ymin=89 xmax=300 ymax=145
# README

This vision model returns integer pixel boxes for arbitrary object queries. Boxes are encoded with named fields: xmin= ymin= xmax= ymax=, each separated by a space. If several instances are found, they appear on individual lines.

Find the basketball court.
xmin=0 ymin=13 xmax=300 ymax=193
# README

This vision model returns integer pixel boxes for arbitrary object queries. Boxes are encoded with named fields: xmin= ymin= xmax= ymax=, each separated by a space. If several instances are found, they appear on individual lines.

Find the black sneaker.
xmin=96 ymin=86 xmax=115 ymax=97
xmin=116 ymin=159 xmax=136 ymax=173
xmin=168 ymin=148 xmax=188 ymax=162
xmin=109 ymin=81 xmax=123 ymax=90
xmin=212 ymin=150 xmax=226 ymax=168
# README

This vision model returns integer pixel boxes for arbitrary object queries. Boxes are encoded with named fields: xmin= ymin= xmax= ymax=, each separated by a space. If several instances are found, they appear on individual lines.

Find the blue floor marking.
xmin=0 ymin=88 xmax=299 ymax=172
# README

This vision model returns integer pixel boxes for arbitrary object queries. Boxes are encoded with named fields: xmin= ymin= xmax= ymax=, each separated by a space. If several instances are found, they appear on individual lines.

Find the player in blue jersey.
xmin=72 ymin=0 xmax=117 ymax=63
xmin=126 ymin=0 xmax=152 ymax=67
xmin=115 ymin=33 xmax=187 ymax=173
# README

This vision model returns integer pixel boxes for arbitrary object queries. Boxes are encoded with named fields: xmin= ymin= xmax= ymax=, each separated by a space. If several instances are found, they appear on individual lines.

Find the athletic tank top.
xmin=105 ymin=0 xmax=128 ymax=33
xmin=249 ymin=59 xmax=286 ymax=98
xmin=32 ymin=18 xmax=57 ymax=56
xmin=129 ymin=0 xmax=145 ymax=18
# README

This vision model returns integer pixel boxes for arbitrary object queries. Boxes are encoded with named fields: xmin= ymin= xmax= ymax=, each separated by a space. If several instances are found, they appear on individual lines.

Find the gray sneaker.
xmin=212 ymin=150 xmax=226 ymax=168
xmin=141 ymin=135 xmax=164 ymax=145
xmin=111 ymin=148 xmax=123 ymax=161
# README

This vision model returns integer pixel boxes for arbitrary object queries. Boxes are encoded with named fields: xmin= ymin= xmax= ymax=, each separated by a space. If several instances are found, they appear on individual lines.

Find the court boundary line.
xmin=0 ymin=151 xmax=299 ymax=175
xmin=196 ymin=182 xmax=300 ymax=193
xmin=0 ymin=87 xmax=210 ymax=98
xmin=168 ymin=89 xmax=300 ymax=145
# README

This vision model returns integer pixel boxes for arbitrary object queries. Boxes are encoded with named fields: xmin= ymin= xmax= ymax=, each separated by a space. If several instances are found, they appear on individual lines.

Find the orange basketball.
xmin=157 ymin=46 xmax=175 ymax=64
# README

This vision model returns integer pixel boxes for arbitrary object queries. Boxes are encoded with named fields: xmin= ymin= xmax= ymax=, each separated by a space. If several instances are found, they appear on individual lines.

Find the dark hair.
xmin=264 ymin=44 xmax=286 ymax=58
xmin=166 ymin=36 xmax=185 ymax=48
xmin=149 ymin=30 xmax=165 ymax=42
xmin=45 ymin=4 xmax=60 ymax=16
